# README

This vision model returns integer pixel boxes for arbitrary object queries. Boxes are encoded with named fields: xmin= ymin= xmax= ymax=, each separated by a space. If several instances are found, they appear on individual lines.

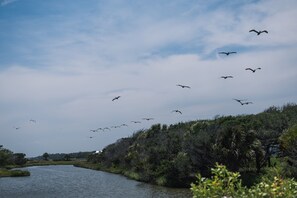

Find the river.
xmin=0 ymin=165 xmax=192 ymax=198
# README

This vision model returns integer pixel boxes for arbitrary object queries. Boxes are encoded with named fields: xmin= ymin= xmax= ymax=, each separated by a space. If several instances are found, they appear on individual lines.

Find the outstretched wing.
xmin=218 ymin=52 xmax=227 ymax=55
xmin=249 ymin=29 xmax=259 ymax=33
xmin=261 ymin=30 xmax=268 ymax=34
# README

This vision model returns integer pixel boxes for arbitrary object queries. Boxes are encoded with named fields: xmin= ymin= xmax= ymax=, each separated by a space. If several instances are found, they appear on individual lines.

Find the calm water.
xmin=0 ymin=165 xmax=192 ymax=198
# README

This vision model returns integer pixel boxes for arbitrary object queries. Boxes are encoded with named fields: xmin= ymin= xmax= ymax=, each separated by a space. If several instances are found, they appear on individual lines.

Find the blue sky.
xmin=1 ymin=0 xmax=296 ymax=157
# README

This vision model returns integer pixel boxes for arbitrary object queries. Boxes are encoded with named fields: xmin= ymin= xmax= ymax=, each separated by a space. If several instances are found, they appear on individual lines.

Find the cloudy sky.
xmin=1 ymin=0 xmax=296 ymax=157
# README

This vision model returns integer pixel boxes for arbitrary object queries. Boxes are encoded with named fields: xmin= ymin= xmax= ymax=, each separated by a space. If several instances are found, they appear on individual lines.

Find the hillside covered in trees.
xmin=88 ymin=103 xmax=297 ymax=187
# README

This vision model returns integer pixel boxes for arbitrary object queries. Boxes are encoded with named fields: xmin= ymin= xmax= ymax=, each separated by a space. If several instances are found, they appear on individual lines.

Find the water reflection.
xmin=0 ymin=165 xmax=192 ymax=198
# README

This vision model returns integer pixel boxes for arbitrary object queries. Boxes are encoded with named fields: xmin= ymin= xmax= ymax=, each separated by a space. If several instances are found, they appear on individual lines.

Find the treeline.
xmin=31 ymin=151 xmax=93 ymax=161
xmin=88 ymin=103 xmax=297 ymax=187
xmin=0 ymin=145 xmax=27 ymax=167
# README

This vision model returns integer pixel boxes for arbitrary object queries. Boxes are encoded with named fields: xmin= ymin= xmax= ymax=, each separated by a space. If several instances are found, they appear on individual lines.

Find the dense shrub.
xmin=191 ymin=164 xmax=297 ymax=198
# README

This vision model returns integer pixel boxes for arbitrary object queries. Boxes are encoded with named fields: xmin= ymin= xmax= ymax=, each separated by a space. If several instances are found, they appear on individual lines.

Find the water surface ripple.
xmin=0 ymin=165 xmax=192 ymax=198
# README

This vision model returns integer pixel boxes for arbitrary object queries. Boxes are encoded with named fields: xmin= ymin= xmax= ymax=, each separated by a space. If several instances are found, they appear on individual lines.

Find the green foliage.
xmin=12 ymin=153 xmax=27 ymax=165
xmin=248 ymin=177 xmax=297 ymax=198
xmin=191 ymin=164 xmax=297 ymax=198
xmin=191 ymin=163 xmax=244 ymax=198
xmin=279 ymin=124 xmax=297 ymax=177
xmin=42 ymin=152 xmax=49 ymax=161
xmin=0 ymin=147 xmax=13 ymax=167
xmin=0 ymin=169 xmax=30 ymax=177
xmin=9 ymin=169 xmax=30 ymax=177
xmin=91 ymin=103 xmax=297 ymax=187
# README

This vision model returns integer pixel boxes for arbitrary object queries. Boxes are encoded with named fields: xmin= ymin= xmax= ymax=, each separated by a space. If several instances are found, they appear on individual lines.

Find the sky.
xmin=0 ymin=0 xmax=296 ymax=157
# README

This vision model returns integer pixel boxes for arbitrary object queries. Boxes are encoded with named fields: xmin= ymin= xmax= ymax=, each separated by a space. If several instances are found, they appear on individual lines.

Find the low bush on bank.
xmin=0 ymin=169 xmax=30 ymax=177
xmin=191 ymin=163 xmax=297 ymax=198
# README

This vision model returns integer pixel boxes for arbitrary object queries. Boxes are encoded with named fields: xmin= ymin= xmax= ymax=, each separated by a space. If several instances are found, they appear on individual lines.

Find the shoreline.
xmin=5 ymin=160 xmax=190 ymax=189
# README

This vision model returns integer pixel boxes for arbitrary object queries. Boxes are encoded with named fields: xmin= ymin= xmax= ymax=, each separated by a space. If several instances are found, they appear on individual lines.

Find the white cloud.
xmin=1 ymin=0 xmax=297 ymax=156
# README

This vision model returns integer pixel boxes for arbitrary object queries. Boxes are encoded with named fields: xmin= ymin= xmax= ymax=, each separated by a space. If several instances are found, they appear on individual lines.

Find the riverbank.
xmin=0 ymin=168 xmax=30 ymax=177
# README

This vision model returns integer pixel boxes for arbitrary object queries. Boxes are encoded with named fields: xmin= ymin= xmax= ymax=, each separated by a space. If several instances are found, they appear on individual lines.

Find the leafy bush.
xmin=191 ymin=163 xmax=244 ymax=198
xmin=191 ymin=163 xmax=297 ymax=198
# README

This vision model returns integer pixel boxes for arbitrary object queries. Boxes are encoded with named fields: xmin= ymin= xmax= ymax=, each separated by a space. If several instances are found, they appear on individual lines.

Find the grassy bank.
xmin=0 ymin=168 xmax=30 ymax=177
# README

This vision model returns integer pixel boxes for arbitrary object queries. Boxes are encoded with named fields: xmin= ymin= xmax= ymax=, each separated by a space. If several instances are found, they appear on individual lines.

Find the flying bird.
xmin=29 ymin=119 xmax=36 ymax=123
xmin=245 ymin=67 xmax=261 ymax=73
xmin=142 ymin=118 xmax=154 ymax=121
xmin=218 ymin=51 xmax=237 ymax=56
xmin=112 ymin=96 xmax=121 ymax=101
xmin=90 ymin=129 xmax=97 ymax=132
xmin=172 ymin=110 xmax=182 ymax=114
xmin=103 ymin=127 xmax=111 ymax=131
xmin=242 ymin=101 xmax=253 ymax=105
xmin=121 ymin=124 xmax=128 ymax=127
xmin=131 ymin=121 xmax=141 ymax=124
xmin=14 ymin=126 xmax=20 ymax=130
xmin=249 ymin=29 xmax=268 ymax=35
xmin=220 ymin=76 xmax=233 ymax=79
xmin=233 ymin=98 xmax=246 ymax=105
xmin=176 ymin=84 xmax=191 ymax=89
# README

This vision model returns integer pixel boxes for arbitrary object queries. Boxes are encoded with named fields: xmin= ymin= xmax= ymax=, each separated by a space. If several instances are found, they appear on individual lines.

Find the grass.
xmin=0 ymin=168 xmax=30 ymax=177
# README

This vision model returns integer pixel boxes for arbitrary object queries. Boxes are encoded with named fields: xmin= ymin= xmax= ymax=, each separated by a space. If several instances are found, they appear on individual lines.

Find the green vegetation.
xmin=87 ymin=103 xmax=297 ymax=188
xmin=0 ymin=168 xmax=30 ymax=177
xmin=0 ymin=145 xmax=30 ymax=177
xmin=191 ymin=163 xmax=297 ymax=198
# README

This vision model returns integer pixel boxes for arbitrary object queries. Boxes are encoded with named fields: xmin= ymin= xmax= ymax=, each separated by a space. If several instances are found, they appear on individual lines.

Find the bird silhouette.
xmin=29 ymin=119 xmax=36 ymax=123
xmin=121 ymin=124 xmax=128 ymax=127
xmin=249 ymin=29 xmax=268 ymax=35
xmin=142 ymin=118 xmax=154 ymax=121
xmin=90 ymin=129 xmax=98 ymax=132
xmin=218 ymin=51 xmax=237 ymax=56
xmin=103 ymin=127 xmax=111 ymax=131
xmin=245 ymin=67 xmax=261 ymax=73
xmin=14 ymin=126 xmax=20 ymax=130
xmin=172 ymin=110 xmax=182 ymax=114
xmin=242 ymin=101 xmax=253 ymax=105
xmin=233 ymin=98 xmax=246 ymax=105
xmin=176 ymin=84 xmax=191 ymax=89
xmin=112 ymin=96 xmax=121 ymax=101
xmin=131 ymin=121 xmax=141 ymax=124
xmin=220 ymin=76 xmax=233 ymax=79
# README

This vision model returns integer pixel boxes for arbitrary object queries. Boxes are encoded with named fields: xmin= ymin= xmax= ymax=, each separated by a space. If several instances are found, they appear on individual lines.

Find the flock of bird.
xmin=87 ymin=29 xmax=268 ymax=138
xmin=87 ymin=28 xmax=268 ymax=137
xmin=11 ymin=29 xmax=267 ymax=140
xmin=13 ymin=119 xmax=36 ymax=130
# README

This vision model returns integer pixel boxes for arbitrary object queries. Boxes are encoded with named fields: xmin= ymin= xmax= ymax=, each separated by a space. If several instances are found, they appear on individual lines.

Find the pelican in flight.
xmin=242 ymin=101 xmax=253 ymax=105
xmin=131 ymin=121 xmax=141 ymax=124
xmin=218 ymin=51 xmax=237 ymax=56
xmin=249 ymin=29 xmax=268 ymax=35
xmin=233 ymin=98 xmax=246 ymax=105
xmin=142 ymin=118 xmax=154 ymax=121
xmin=245 ymin=67 xmax=261 ymax=73
xmin=172 ymin=110 xmax=182 ymax=114
xmin=112 ymin=96 xmax=121 ymax=101
xmin=220 ymin=76 xmax=233 ymax=79
xmin=176 ymin=84 xmax=191 ymax=89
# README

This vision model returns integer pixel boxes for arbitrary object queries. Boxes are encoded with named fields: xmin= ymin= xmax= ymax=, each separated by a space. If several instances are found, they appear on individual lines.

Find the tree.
xmin=279 ymin=124 xmax=297 ymax=177
xmin=0 ymin=146 xmax=13 ymax=167
xmin=12 ymin=153 xmax=27 ymax=165
xmin=214 ymin=125 xmax=264 ymax=172
xmin=43 ymin=152 xmax=49 ymax=161
xmin=64 ymin=154 xmax=70 ymax=161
